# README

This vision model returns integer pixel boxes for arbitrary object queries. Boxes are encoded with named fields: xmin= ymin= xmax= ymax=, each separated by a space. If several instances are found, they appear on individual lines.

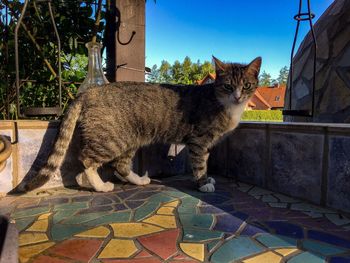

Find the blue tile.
xmin=232 ymin=211 xmax=249 ymax=221
xmin=308 ymin=230 xmax=350 ymax=249
xmin=266 ymin=221 xmax=304 ymax=238
xmin=211 ymin=237 xmax=264 ymax=263
xmin=302 ymin=240 xmax=348 ymax=256
xmin=214 ymin=214 xmax=244 ymax=233
xmin=256 ymin=233 xmax=297 ymax=248
xmin=241 ymin=224 xmax=268 ymax=236
xmin=288 ymin=252 xmax=326 ymax=263
xmin=329 ymin=256 xmax=350 ymax=263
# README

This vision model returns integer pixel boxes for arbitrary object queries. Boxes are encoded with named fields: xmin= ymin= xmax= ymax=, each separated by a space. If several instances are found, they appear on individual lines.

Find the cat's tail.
xmin=11 ymin=98 xmax=83 ymax=194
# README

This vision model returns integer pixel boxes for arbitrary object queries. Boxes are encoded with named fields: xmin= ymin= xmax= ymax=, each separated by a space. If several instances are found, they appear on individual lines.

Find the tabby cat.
xmin=15 ymin=56 xmax=261 ymax=193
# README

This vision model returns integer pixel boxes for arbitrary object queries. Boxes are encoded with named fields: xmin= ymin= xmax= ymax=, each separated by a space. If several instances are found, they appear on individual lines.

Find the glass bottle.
xmin=78 ymin=41 xmax=109 ymax=94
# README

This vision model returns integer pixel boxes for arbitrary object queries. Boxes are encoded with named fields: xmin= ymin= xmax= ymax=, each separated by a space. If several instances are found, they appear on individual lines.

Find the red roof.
xmin=250 ymin=90 xmax=271 ymax=110
xmin=197 ymin=73 xmax=216 ymax=85
xmin=257 ymin=85 xmax=286 ymax=109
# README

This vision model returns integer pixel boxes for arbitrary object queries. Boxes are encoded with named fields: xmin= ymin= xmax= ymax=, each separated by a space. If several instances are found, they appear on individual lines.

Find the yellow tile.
xmin=275 ymin=248 xmax=299 ymax=257
xmin=27 ymin=219 xmax=48 ymax=232
xmin=243 ymin=251 xmax=282 ymax=263
xmin=110 ymin=223 xmax=164 ymax=238
xmin=38 ymin=213 xmax=51 ymax=220
xmin=180 ymin=243 xmax=205 ymax=262
xmin=98 ymin=239 xmax=138 ymax=258
xmin=19 ymin=233 xmax=49 ymax=246
xmin=142 ymin=215 xmax=177 ymax=228
xmin=164 ymin=200 xmax=180 ymax=207
xmin=75 ymin=226 xmax=110 ymax=238
xmin=157 ymin=206 xmax=175 ymax=215
xmin=19 ymin=242 xmax=55 ymax=263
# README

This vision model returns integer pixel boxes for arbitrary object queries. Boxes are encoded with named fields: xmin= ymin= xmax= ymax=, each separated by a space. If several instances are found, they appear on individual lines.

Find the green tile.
xmin=302 ymin=240 xmax=347 ymax=256
xmin=62 ymin=212 xmax=109 ymax=224
xmin=178 ymin=196 xmax=200 ymax=214
xmin=12 ymin=207 xmax=50 ymax=219
xmin=208 ymin=240 xmax=221 ymax=252
xmin=53 ymin=209 xmax=77 ymax=224
xmin=288 ymin=252 xmax=326 ymax=263
xmin=53 ymin=202 xmax=88 ymax=211
xmin=211 ymin=237 xmax=264 ymax=263
xmin=83 ymin=211 xmax=131 ymax=226
xmin=256 ymin=234 xmax=297 ymax=248
xmin=50 ymin=224 xmax=88 ymax=241
xmin=163 ymin=190 xmax=189 ymax=198
xmin=180 ymin=214 xmax=214 ymax=229
xmin=148 ymin=193 xmax=175 ymax=203
xmin=15 ymin=217 xmax=36 ymax=232
xmin=183 ymin=228 xmax=223 ymax=242
xmin=134 ymin=202 xmax=160 ymax=221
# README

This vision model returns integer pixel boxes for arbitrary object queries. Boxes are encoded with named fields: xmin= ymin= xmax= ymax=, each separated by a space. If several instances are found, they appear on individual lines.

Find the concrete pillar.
xmin=113 ymin=0 xmax=145 ymax=82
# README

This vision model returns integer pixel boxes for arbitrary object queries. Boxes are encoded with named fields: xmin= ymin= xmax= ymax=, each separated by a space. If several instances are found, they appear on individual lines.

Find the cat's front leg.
xmin=188 ymin=143 xmax=215 ymax=192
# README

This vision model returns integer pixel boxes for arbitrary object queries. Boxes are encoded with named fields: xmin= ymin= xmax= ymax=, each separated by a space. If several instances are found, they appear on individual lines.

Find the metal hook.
xmin=117 ymin=30 xmax=136 ymax=46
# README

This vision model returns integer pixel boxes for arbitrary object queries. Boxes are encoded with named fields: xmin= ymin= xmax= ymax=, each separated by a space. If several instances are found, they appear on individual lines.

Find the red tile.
xmin=172 ymin=254 xmax=192 ymax=260
xmin=138 ymin=229 xmax=180 ymax=260
xmin=102 ymin=258 xmax=162 ymax=263
xmin=169 ymin=261 xmax=198 ymax=263
xmin=135 ymin=250 xmax=153 ymax=258
xmin=32 ymin=255 xmax=72 ymax=263
xmin=48 ymin=239 xmax=103 ymax=261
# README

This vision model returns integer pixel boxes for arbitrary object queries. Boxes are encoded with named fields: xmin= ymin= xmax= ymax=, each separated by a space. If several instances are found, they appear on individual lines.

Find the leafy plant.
xmin=0 ymin=0 xmax=106 ymax=119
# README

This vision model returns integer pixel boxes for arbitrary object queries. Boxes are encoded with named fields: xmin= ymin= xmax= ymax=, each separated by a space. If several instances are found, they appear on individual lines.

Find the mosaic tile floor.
xmin=1 ymin=175 xmax=350 ymax=263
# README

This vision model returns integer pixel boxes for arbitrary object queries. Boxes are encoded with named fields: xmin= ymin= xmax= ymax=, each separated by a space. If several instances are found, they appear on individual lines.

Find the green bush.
xmin=241 ymin=110 xmax=283 ymax=122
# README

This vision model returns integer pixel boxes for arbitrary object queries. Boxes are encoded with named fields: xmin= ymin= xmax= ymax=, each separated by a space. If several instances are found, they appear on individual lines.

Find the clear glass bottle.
xmin=78 ymin=41 xmax=109 ymax=94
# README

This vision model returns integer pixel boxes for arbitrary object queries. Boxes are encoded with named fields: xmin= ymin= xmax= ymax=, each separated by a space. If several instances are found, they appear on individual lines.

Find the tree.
xmin=158 ymin=60 xmax=172 ymax=83
xmin=146 ymin=57 xmax=214 ymax=84
xmin=277 ymin=66 xmax=289 ymax=85
xmin=259 ymin=71 xmax=272 ymax=86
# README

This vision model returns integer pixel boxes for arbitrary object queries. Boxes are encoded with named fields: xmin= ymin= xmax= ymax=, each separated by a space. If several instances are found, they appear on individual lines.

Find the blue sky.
xmin=146 ymin=0 xmax=333 ymax=79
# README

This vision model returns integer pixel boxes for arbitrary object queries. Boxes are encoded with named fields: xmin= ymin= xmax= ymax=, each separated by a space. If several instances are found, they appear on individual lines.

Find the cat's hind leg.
xmin=112 ymin=149 xmax=151 ymax=186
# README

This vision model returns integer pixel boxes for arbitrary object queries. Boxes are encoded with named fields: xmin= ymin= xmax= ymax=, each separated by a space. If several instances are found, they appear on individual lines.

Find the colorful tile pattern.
xmin=0 ymin=175 xmax=350 ymax=263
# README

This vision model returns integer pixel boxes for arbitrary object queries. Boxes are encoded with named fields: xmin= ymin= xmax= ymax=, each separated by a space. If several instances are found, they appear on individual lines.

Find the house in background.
xmin=197 ymin=74 xmax=286 ymax=110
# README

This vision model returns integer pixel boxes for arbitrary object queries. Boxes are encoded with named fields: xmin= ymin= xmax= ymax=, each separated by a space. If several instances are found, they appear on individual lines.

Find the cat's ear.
xmin=246 ymin=57 xmax=262 ymax=78
xmin=212 ymin=56 xmax=226 ymax=73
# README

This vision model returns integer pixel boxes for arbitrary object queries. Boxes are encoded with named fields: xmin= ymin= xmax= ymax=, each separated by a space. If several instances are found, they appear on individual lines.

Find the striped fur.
xmin=13 ymin=56 xmax=261 ymax=193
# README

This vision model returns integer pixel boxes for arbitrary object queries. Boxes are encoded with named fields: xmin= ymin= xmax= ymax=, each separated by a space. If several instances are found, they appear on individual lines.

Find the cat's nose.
xmin=234 ymin=95 xmax=241 ymax=102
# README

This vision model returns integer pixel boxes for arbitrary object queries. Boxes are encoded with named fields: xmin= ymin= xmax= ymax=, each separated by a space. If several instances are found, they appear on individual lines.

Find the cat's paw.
xmin=96 ymin=181 xmax=115 ymax=192
xmin=207 ymin=177 xmax=216 ymax=185
xmin=139 ymin=176 xmax=151 ymax=185
xmin=76 ymin=172 xmax=92 ymax=188
xmin=199 ymin=183 xmax=215 ymax=193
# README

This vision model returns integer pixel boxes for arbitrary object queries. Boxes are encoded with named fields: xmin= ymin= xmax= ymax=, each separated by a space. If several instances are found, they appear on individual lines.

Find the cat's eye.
xmin=223 ymin=84 xmax=233 ymax=92
xmin=243 ymin=83 xmax=252 ymax=90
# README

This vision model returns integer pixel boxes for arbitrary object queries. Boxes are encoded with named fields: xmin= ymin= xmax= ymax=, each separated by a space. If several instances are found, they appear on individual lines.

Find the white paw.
xmin=96 ymin=181 xmax=115 ymax=192
xmin=76 ymin=172 xmax=92 ymax=188
xmin=140 ymin=176 xmax=151 ymax=185
xmin=199 ymin=183 xmax=215 ymax=193
xmin=207 ymin=177 xmax=216 ymax=185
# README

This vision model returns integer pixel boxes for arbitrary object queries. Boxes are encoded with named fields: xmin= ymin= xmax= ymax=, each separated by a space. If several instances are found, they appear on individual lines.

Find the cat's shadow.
xmin=17 ymin=123 xmax=192 ymax=191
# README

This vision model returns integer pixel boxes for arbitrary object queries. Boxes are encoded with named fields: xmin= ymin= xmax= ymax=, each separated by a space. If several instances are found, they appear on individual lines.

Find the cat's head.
xmin=212 ymin=56 xmax=262 ymax=106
